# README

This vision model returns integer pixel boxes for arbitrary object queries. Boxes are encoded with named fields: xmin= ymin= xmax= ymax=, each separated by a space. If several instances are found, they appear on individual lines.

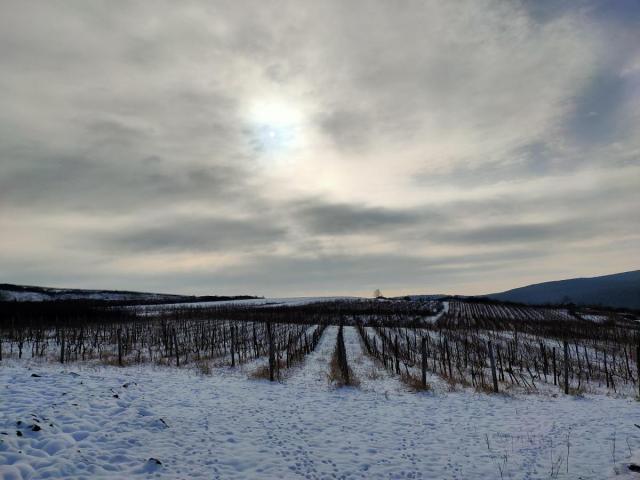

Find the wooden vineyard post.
xmin=394 ymin=335 xmax=400 ymax=375
xmin=604 ymin=350 xmax=610 ymax=389
xmin=60 ymin=329 xmax=65 ymax=364
xmin=253 ymin=325 xmax=258 ymax=359
xmin=563 ymin=340 xmax=569 ymax=394
xmin=496 ymin=345 xmax=504 ymax=382
xmin=637 ymin=344 xmax=640 ymax=397
xmin=267 ymin=322 xmax=275 ymax=382
xmin=173 ymin=328 xmax=180 ymax=367
xmin=488 ymin=341 xmax=499 ymax=393
xmin=552 ymin=347 xmax=557 ymax=386
xmin=230 ymin=324 xmax=235 ymax=367
xmin=117 ymin=328 xmax=123 ymax=367
xmin=446 ymin=339 xmax=453 ymax=379
xmin=421 ymin=337 xmax=427 ymax=389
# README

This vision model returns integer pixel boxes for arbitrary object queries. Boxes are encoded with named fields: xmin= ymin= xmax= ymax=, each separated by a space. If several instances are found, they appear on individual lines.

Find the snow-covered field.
xmin=0 ymin=288 xmax=182 ymax=303
xmin=134 ymin=296 xmax=359 ymax=316
xmin=1 ymin=327 xmax=639 ymax=479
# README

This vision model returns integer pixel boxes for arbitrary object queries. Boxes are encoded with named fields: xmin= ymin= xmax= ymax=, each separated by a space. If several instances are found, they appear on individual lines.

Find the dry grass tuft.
xmin=249 ymin=359 xmax=287 ymax=381
xmin=567 ymin=385 xmax=586 ymax=397
xmin=327 ymin=351 xmax=343 ymax=385
xmin=327 ymin=347 xmax=359 ymax=388
xmin=400 ymin=373 xmax=431 ymax=392
xmin=366 ymin=366 xmax=384 ymax=380
xmin=196 ymin=361 xmax=212 ymax=376
xmin=249 ymin=364 xmax=272 ymax=380
xmin=100 ymin=353 xmax=133 ymax=367
xmin=474 ymin=382 xmax=496 ymax=394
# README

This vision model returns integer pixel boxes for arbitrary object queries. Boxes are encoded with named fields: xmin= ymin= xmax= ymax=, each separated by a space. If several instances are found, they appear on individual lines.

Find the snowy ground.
xmin=2 ymin=331 xmax=640 ymax=480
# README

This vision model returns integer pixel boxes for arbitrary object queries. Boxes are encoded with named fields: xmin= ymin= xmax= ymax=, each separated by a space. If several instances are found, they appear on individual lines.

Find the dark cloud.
xmin=431 ymin=221 xmax=590 ymax=246
xmin=0 ymin=153 xmax=246 ymax=214
xmin=292 ymin=199 xmax=430 ymax=235
xmin=100 ymin=216 xmax=288 ymax=253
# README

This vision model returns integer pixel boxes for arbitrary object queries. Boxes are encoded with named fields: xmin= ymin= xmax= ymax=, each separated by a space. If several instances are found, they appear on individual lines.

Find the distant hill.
xmin=486 ymin=270 xmax=640 ymax=310
xmin=0 ymin=283 xmax=259 ymax=304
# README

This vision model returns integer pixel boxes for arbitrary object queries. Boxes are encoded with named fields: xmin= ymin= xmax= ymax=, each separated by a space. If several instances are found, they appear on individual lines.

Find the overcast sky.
xmin=1 ymin=0 xmax=638 ymax=297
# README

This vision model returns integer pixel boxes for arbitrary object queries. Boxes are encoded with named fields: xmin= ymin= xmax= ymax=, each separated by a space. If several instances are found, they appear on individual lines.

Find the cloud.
xmin=292 ymin=198 xmax=429 ymax=235
xmin=0 ymin=153 xmax=248 ymax=214
xmin=0 ymin=0 xmax=638 ymax=295
xmin=100 ymin=216 xmax=288 ymax=253
xmin=431 ymin=221 xmax=595 ymax=246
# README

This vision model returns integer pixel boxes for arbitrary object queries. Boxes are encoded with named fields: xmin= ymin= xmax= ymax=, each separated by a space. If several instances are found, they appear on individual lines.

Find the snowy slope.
xmin=0 ymin=284 xmax=185 ymax=303
xmin=1 ymin=358 xmax=639 ymax=479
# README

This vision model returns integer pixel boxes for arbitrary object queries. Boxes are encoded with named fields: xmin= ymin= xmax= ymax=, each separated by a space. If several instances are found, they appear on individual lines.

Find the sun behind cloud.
xmin=246 ymin=98 xmax=305 ymax=157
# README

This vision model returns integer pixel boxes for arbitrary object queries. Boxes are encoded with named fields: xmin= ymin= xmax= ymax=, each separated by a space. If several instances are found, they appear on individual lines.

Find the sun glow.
xmin=247 ymin=98 xmax=305 ymax=154
xmin=250 ymin=99 xmax=301 ymax=126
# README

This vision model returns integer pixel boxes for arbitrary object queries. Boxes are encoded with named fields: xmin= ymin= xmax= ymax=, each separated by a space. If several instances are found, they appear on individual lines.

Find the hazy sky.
xmin=1 ymin=0 xmax=639 ymax=297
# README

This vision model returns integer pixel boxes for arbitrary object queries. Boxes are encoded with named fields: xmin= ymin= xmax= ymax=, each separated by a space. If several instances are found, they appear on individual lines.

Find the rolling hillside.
xmin=0 ymin=283 xmax=258 ymax=304
xmin=486 ymin=270 xmax=640 ymax=309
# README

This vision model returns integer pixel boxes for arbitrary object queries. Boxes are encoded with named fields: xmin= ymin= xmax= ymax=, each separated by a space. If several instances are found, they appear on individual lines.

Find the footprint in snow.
xmin=139 ymin=457 xmax=163 ymax=473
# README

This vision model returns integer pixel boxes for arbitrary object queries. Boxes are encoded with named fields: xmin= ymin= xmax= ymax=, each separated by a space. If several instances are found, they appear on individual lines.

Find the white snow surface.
xmin=1 ymin=353 xmax=639 ymax=479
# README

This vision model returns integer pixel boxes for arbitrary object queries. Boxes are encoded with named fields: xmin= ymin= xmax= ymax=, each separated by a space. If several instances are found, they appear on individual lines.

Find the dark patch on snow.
xmin=31 ymin=373 xmax=41 ymax=377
